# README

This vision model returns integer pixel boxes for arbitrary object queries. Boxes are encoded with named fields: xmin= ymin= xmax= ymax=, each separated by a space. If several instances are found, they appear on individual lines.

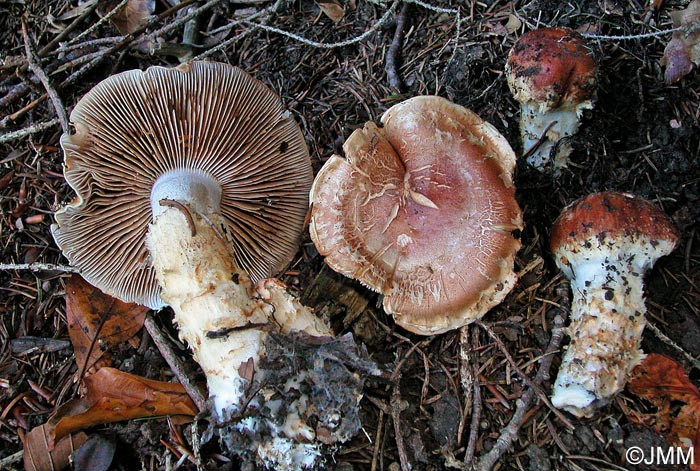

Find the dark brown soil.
xmin=1 ymin=0 xmax=699 ymax=470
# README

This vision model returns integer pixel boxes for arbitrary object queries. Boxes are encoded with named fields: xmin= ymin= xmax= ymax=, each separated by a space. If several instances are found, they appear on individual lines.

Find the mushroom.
xmin=52 ymin=62 xmax=366 ymax=469
xmin=309 ymin=96 xmax=522 ymax=335
xmin=506 ymin=27 xmax=598 ymax=170
xmin=549 ymin=191 xmax=679 ymax=417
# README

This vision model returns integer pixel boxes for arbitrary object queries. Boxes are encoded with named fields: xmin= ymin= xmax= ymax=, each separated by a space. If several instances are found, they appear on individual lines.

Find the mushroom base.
xmin=147 ymin=207 xmax=374 ymax=470
xmin=551 ymin=259 xmax=647 ymax=418
xmin=520 ymin=102 xmax=591 ymax=170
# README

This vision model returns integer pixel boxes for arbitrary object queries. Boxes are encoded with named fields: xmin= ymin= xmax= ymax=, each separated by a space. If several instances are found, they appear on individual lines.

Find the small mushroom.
xmin=506 ymin=27 xmax=598 ymax=170
xmin=549 ymin=191 xmax=679 ymax=417
xmin=310 ymin=96 xmax=523 ymax=335
xmin=52 ymin=62 xmax=357 ymax=469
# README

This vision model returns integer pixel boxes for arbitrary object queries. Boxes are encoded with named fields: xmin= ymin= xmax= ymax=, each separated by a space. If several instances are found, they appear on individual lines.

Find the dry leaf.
xmin=70 ymin=435 xmax=116 ymax=471
xmin=23 ymin=424 xmax=88 ymax=471
xmin=46 ymin=367 xmax=197 ymax=447
xmin=97 ymin=0 xmax=154 ymax=34
xmin=627 ymin=353 xmax=700 ymax=470
xmin=65 ymin=275 xmax=148 ymax=377
xmin=661 ymin=0 xmax=700 ymax=83
xmin=316 ymin=0 xmax=345 ymax=23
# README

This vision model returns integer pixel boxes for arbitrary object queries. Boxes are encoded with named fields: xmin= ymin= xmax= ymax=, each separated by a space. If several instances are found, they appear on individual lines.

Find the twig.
xmin=21 ymin=18 xmax=69 ymax=134
xmin=36 ymin=2 xmax=97 ymax=57
xmin=0 ymin=451 xmax=23 ymax=468
xmin=0 ymin=119 xmax=60 ymax=144
xmin=385 ymin=2 xmax=410 ymax=90
xmin=404 ymin=0 xmax=458 ymax=14
xmin=646 ymin=321 xmax=700 ymax=370
xmin=193 ymin=0 xmax=283 ymax=61
xmin=391 ymin=381 xmax=411 ymax=471
xmin=473 ymin=318 xmax=566 ymax=471
xmin=370 ymin=408 xmax=386 ymax=471
xmin=144 ymin=314 xmax=208 ymax=413
xmin=0 ymin=262 xmax=77 ymax=273
xmin=475 ymin=320 xmax=572 ymax=427
xmin=581 ymin=27 xmax=683 ymax=41
xmin=241 ymin=0 xmax=399 ymax=49
xmin=139 ymin=0 xmax=220 ymax=46
xmin=65 ymin=0 xmax=129 ymax=46
xmin=463 ymin=326 xmax=481 ymax=466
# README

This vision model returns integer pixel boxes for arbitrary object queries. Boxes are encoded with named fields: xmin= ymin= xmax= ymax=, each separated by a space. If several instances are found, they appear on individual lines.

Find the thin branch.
xmin=0 ymin=262 xmax=77 ymax=272
xmin=65 ymin=0 xmax=129 ymax=46
xmin=0 ymin=119 xmax=60 ymax=143
xmin=474 ymin=318 xmax=566 ymax=471
xmin=21 ymin=17 xmax=69 ymax=134
xmin=241 ymin=0 xmax=399 ymax=49
xmin=385 ymin=2 xmax=411 ymax=90
xmin=144 ymin=314 xmax=208 ymax=413
xmin=193 ymin=0 xmax=284 ymax=61
xmin=581 ymin=27 xmax=683 ymax=41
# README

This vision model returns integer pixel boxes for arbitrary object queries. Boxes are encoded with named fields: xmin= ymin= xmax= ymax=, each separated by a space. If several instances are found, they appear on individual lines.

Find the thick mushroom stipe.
xmin=550 ymin=192 xmax=678 ymax=417
xmin=147 ymin=206 xmax=330 ymax=416
xmin=310 ymin=96 xmax=522 ymax=335
xmin=506 ymin=27 xmax=598 ymax=169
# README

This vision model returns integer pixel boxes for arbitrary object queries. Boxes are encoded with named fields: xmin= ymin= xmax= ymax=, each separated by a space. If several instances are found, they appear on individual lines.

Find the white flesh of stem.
xmin=520 ymin=103 xmax=586 ymax=169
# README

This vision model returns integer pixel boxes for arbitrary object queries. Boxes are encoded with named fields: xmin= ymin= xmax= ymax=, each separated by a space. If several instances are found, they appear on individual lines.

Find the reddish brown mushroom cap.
xmin=506 ymin=27 xmax=598 ymax=112
xmin=52 ymin=62 xmax=312 ymax=308
xmin=550 ymin=192 xmax=679 ymax=260
xmin=310 ymin=96 xmax=522 ymax=335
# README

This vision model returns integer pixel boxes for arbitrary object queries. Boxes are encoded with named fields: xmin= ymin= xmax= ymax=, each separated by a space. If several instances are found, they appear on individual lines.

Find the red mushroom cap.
xmin=506 ymin=27 xmax=598 ymax=112
xmin=550 ymin=192 xmax=679 ymax=272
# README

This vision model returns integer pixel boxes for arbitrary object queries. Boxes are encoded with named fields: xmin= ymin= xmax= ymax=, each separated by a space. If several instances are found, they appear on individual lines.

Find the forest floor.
xmin=1 ymin=0 xmax=699 ymax=470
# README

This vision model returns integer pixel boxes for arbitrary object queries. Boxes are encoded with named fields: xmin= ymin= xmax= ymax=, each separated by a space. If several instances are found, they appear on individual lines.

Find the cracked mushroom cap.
xmin=310 ymin=96 xmax=523 ymax=335
xmin=550 ymin=192 xmax=679 ymax=275
xmin=52 ymin=61 xmax=313 ymax=309
xmin=506 ymin=27 xmax=598 ymax=112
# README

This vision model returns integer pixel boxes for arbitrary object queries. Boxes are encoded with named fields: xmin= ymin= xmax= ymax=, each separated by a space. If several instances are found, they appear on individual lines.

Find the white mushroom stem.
xmin=551 ymin=236 xmax=675 ymax=418
xmin=146 ymin=206 xmax=330 ymax=418
xmin=520 ymin=102 xmax=590 ymax=169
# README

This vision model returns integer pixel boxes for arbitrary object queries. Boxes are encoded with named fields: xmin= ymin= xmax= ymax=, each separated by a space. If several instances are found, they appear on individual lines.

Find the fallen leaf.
xmin=23 ymin=424 xmax=88 ymax=471
xmin=46 ymin=367 xmax=197 ymax=447
xmin=627 ymin=353 xmax=700 ymax=470
xmin=661 ymin=0 xmax=700 ymax=83
xmin=316 ymin=0 xmax=344 ymax=23
xmin=70 ymin=434 xmax=116 ymax=471
xmin=65 ymin=275 xmax=148 ymax=377
xmin=97 ymin=0 xmax=154 ymax=34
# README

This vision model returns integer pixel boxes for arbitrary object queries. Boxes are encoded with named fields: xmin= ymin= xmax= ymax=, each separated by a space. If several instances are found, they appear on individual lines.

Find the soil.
xmin=1 ymin=0 xmax=699 ymax=470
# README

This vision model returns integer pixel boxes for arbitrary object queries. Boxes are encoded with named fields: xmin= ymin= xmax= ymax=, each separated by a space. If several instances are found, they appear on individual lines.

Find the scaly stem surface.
xmin=551 ymin=258 xmax=646 ymax=417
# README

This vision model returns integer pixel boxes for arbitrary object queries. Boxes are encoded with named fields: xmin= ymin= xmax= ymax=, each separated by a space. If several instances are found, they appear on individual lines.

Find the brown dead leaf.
xmin=23 ymin=424 xmax=88 ymax=471
xmin=66 ymin=275 xmax=148 ymax=378
xmin=627 ymin=353 xmax=700 ymax=470
xmin=46 ymin=367 xmax=197 ymax=447
xmin=661 ymin=0 xmax=700 ymax=83
xmin=316 ymin=0 xmax=345 ymax=23
xmin=97 ymin=0 xmax=154 ymax=34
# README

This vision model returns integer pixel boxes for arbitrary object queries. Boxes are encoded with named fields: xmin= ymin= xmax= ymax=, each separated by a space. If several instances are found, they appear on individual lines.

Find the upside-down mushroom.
xmin=52 ymin=61 xmax=370 ymax=470
xmin=549 ymin=192 xmax=679 ymax=417
xmin=506 ymin=27 xmax=598 ymax=170
xmin=310 ymin=96 xmax=522 ymax=335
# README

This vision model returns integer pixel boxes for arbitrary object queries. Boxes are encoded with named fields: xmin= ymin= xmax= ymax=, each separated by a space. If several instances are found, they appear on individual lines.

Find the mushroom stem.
xmin=146 ymin=206 xmax=330 ymax=417
xmin=551 ymin=256 xmax=647 ymax=417
xmin=520 ymin=103 xmax=587 ymax=169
